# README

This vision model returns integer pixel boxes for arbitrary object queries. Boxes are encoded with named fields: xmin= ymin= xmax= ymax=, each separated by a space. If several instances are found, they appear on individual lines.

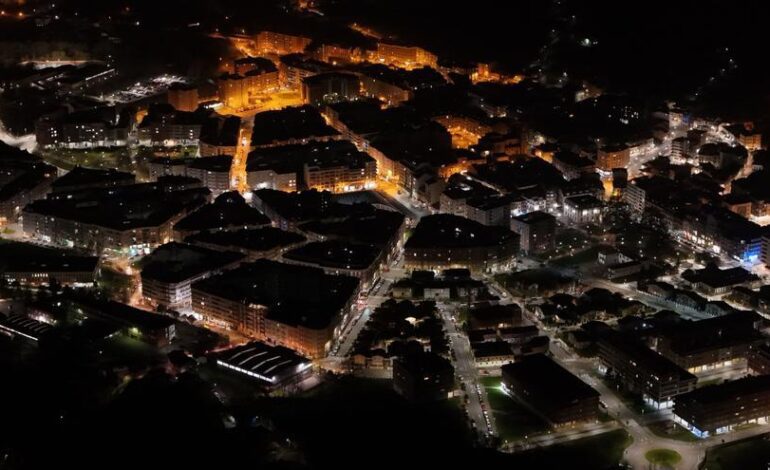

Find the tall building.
xmin=191 ymin=259 xmax=359 ymax=358
xmin=301 ymin=72 xmax=361 ymax=106
xmin=374 ymin=42 xmax=438 ymax=69
xmin=596 ymin=144 xmax=630 ymax=171
xmin=511 ymin=211 xmax=556 ymax=254
xmin=623 ymin=182 xmax=646 ymax=217
xmin=167 ymin=84 xmax=199 ymax=112
xmin=255 ymin=31 xmax=311 ymax=55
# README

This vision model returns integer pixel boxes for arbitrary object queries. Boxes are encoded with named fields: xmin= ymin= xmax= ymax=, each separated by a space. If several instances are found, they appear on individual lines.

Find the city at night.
xmin=2 ymin=1 xmax=770 ymax=468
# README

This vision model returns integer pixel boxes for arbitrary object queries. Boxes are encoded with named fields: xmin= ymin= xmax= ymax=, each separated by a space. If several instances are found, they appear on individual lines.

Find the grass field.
xmin=702 ymin=434 xmax=770 ymax=470
xmin=645 ymin=448 xmax=682 ymax=467
xmin=480 ymin=376 xmax=549 ymax=443
xmin=501 ymin=429 xmax=632 ymax=469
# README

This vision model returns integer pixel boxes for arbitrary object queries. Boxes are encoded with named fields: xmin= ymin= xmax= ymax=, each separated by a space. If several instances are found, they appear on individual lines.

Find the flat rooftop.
xmin=25 ymin=182 xmax=211 ymax=231
xmin=600 ymin=330 xmax=696 ymax=382
xmin=140 ymin=242 xmax=244 ymax=284
xmin=442 ymin=174 xmax=498 ymax=201
xmin=298 ymin=204 xmax=404 ymax=246
xmin=405 ymin=214 xmax=518 ymax=249
xmin=185 ymin=227 xmax=306 ymax=252
xmin=193 ymin=259 xmax=359 ymax=330
xmin=0 ymin=241 xmax=98 ymax=273
xmin=676 ymin=375 xmax=770 ymax=406
xmin=250 ymin=105 xmax=339 ymax=146
xmin=253 ymin=188 xmax=349 ymax=223
xmin=502 ymin=354 xmax=599 ymax=405
xmin=247 ymin=140 xmax=373 ymax=176
xmin=50 ymin=166 xmax=134 ymax=191
xmin=174 ymin=191 xmax=270 ymax=233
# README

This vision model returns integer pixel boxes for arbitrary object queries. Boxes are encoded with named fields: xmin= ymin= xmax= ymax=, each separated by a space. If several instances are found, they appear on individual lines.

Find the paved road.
xmin=439 ymin=302 xmax=496 ymax=439
xmin=503 ymin=421 xmax=621 ymax=453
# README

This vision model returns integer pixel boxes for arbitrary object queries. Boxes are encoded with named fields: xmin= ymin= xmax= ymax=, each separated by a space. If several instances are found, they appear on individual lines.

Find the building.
xmin=472 ymin=340 xmax=515 ymax=367
xmin=22 ymin=181 xmax=210 ymax=255
xmin=440 ymin=174 xmax=499 ymax=219
xmin=502 ymin=354 xmax=599 ymax=427
xmin=653 ymin=311 xmax=764 ymax=373
xmin=623 ymin=182 xmax=646 ymax=217
xmin=596 ymin=144 xmax=630 ymax=171
xmin=467 ymin=303 xmax=522 ymax=330
xmin=50 ymin=167 xmax=135 ymax=194
xmin=148 ymin=156 xmax=233 ymax=194
xmin=562 ymin=195 xmax=604 ymax=225
xmin=357 ymin=64 xmax=444 ymax=106
xmin=0 ymin=146 xmax=57 ymax=223
xmin=392 ymin=351 xmax=454 ymax=402
xmin=137 ymin=104 xmax=208 ymax=147
xmin=748 ymin=345 xmax=770 ymax=375
xmin=374 ymin=42 xmax=438 ymax=69
xmin=75 ymin=298 xmax=177 ymax=347
xmin=172 ymin=191 xmax=270 ymax=239
xmin=282 ymin=240 xmax=383 ymax=289
xmin=511 ymin=211 xmax=556 ymax=254
xmin=185 ymin=227 xmax=306 ymax=261
xmin=0 ymin=315 xmax=54 ymax=343
xmin=674 ymin=375 xmax=770 ymax=438
xmin=404 ymin=214 xmax=519 ymax=273
xmin=250 ymin=105 xmax=340 ymax=148
xmin=254 ymin=30 xmax=311 ymax=55
xmin=199 ymin=115 xmax=241 ymax=157
xmin=464 ymin=195 xmax=512 ymax=227
xmin=278 ymin=53 xmax=335 ymax=90
xmin=140 ymin=242 xmax=245 ymax=310
xmin=191 ymin=259 xmax=359 ymax=358
xmin=0 ymin=241 xmax=98 ymax=287
xmin=217 ymin=58 xmax=279 ymax=110
xmin=681 ymin=265 xmax=759 ymax=295
xmin=35 ymin=107 xmax=129 ymax=149
xmin=184 ymin=156 xmax=233 ymax=194
xmin=167 ymin=83 xmax=199 ymax=112
xmin=215 ymin=341 xmax=313 ymax=394
xmin=247 ymin=141 xmax=375 ymax=193
xmin=301 ymin=72 xmax=361 ymax=106
xmin=552 ymin=151 xmax=595 ymax=181
xmin=598 ymin=330 xmax=697 ymax=408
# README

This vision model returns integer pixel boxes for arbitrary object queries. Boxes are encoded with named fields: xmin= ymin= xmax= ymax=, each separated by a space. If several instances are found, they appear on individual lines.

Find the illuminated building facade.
xmin=254 ymin=31 xmax=312 ymax=55
xmin=167 ymin=84 xmax=199 ymax=112
xmin=191 ymin=259 xmax=359 ymax=358
xmin=674 ymin=376 xmax=770 ymax=438
xmin=596 ymin=144 xmax=630 ymax=171
xmin=374 ymin=42 xmax=437 ymax=69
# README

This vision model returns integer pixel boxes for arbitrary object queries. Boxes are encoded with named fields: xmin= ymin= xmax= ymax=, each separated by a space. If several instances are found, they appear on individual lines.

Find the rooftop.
xmin=50 ymin=166 xmax=134 ymax=192
xmin=676 ymin=375 xmax=770 ymax=406
xmin=192 ymin=259 xmax=359 ymax=330
xmin=0 ymin=241 xmax=99 ymax=274
xmin=283 ymin=240 xmax=381 ymax=270
xmin=502 ymin=353 xmax=600 ymax=405
xmin=185 ymin=227 xmax=306 ymax=253
xmin=216 ymin=340 xmax=311 ymax=385
xmin=24 ymin=182 xmax=211 ymax=232
xmin=405 ymin=214 xmax=518 ymax=249
xmin=140 ymin=242 xmax=244 ymax=284
xmin=174 ymin=191 xmax=270 ymax=233
xmin=250 ymin=105 xmax=339 ymax=147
